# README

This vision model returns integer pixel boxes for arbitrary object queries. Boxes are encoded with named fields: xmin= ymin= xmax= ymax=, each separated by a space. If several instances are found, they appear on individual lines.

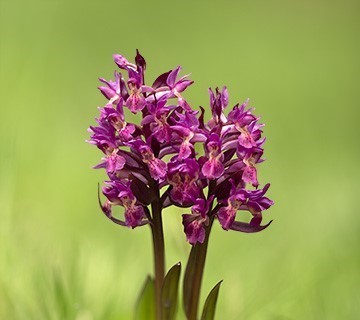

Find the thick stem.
xmin=150 ymin=191 xmax=165 ymax=320
xmin=183 ymin=218 xmax=214 ymax=320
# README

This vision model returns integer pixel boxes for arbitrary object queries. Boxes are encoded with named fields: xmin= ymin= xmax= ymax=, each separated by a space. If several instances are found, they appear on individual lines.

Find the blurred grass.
xmin=1 ymin=0 xmax=360 ymax=319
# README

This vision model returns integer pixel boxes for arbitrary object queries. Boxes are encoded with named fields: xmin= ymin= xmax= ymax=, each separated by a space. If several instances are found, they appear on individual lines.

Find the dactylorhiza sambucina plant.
xmin=88 ymin=50 xmax=274 ymax=320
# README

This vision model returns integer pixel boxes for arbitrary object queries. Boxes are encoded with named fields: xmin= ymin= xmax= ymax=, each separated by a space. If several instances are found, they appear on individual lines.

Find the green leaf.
xmin=134 ymin=276 xmax=155 ymax=320
xmin=161 ymin=262 xmax=181 ymax=320
xmin=183 ymin=244 xmax=200 ymax=318
xmin=200 ymin=280 xmax=223 ymax=320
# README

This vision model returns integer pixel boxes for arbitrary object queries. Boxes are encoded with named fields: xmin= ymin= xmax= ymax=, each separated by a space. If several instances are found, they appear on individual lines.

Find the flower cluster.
xmin=88 ymin=51 xmax=273 ymax=244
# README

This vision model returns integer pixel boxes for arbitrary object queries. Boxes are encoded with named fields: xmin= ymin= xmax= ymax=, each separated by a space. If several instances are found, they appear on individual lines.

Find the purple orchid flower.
xmin=167 ymin=158 xmax=201 ymax=206
xmin=202 ymin=133 xmax=224 ymax=179
xmin=129 ymin=139 xmax=167 ymax=182
xmin=94 ymin=153 xmax=126 ymax=177
xmin=209 ymin=86 xmax=228 ymax=124
xmin=182 ymin=197 xmax=212 ymax=245
xmin=217 ymin=182 xmax=273 ymax=231
xmin=98 ymin=71 xmax=128 ymax=104
xmin=101 ymin=180 xmax=147 ymax=228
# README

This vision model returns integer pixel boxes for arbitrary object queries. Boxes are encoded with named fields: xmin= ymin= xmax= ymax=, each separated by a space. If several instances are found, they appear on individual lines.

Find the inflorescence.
xmin=88 ymin=50 xmax=273 ymax=245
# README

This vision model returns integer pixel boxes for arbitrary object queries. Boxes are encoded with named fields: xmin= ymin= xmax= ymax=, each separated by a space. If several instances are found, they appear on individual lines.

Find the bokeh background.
xmin=1 ymin=0 xmax=359 ymax=319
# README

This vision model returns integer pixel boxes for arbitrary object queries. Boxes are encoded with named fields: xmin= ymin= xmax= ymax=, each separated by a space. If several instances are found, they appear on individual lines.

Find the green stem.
xmin=183 ymin=218 xmax=214 ymax=320
xmin=150 ymin=191 xmax=165 ymax=320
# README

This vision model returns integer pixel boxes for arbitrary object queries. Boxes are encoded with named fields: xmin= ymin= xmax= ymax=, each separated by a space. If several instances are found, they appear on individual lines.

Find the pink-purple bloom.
xmin=182 ymin=198 xmax=212 ymax=245
xmin=88 ymin=50 xmax=273 ymax=244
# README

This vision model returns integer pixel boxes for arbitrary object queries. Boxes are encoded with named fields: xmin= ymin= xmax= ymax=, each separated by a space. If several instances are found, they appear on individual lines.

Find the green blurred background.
xmin=1 ymin=0 xmax=359 ymax=319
